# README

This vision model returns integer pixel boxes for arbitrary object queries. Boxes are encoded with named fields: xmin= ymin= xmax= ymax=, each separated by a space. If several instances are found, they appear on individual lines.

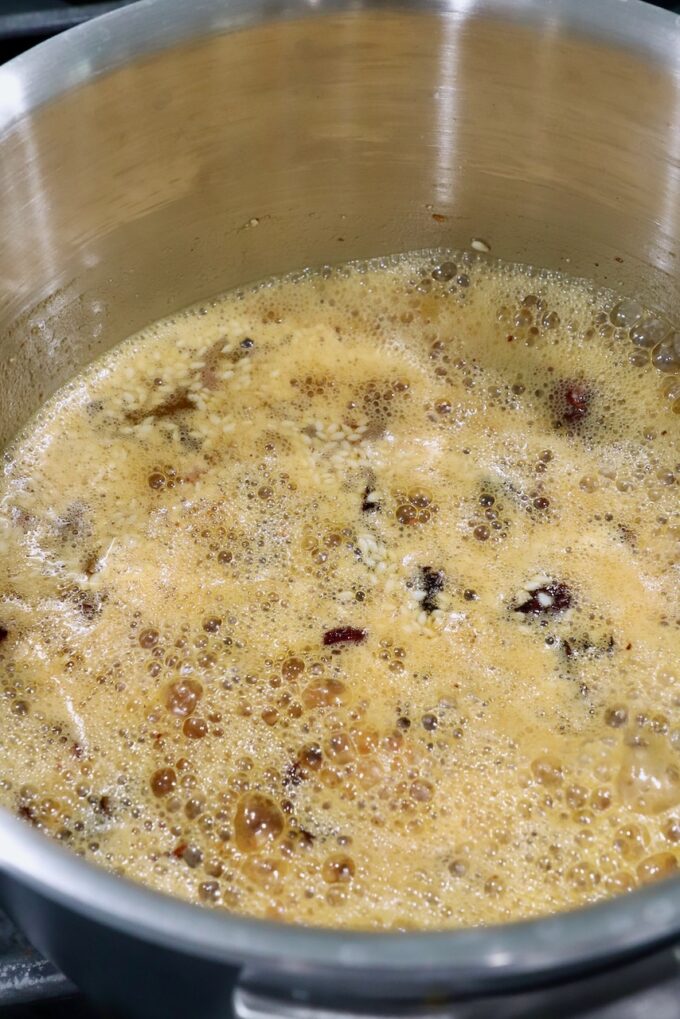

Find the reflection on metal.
xmin=234 ymin=947 xmax=680 ymax=1018
xmin=0 ymin=909 xmax=73 ymax=1006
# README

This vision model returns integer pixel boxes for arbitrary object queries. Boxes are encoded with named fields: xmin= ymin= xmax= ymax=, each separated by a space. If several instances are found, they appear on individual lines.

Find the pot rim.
xmin=0 ymin=0 xmax=679 ymax=988
xmin=0 ymin=808 xmax=678 ymax=987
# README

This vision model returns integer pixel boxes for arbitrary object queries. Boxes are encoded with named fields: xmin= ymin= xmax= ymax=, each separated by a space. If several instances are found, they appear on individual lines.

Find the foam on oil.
xmin=0 ymin=251 xmax=678 ymax=928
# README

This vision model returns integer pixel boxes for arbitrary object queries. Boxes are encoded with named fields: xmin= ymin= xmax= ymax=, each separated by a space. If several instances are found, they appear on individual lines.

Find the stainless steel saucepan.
xmin=0 ymin=1 xmax=679 ymax=1016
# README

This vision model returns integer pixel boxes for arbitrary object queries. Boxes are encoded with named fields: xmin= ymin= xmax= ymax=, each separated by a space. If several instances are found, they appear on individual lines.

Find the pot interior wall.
xmin=0 ymin=8 xmax=679 ymax=448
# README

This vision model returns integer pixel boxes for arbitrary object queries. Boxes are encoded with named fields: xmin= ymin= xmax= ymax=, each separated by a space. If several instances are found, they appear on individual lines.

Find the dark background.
xmin=0 ymin=0 xmax=680 ymax=64
xmin=0 ymin=0 xmax=134 ymax=63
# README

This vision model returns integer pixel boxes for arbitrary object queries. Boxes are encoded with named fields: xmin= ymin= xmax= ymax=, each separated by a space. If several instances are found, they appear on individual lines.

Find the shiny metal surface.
xmin=1 ymin=0 xmax=680 ymax=1015
xmin=0 ymin=906 xmax=75 ymax=1006
xmin=2 ymin=0 xmax=680 ymax=450
xmin=232 ymin=949 xmax=680 ymax=1019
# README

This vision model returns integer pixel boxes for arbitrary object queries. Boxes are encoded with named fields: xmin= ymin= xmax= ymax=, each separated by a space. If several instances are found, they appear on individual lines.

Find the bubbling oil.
xmin=0 ymin=251 xmax=679 ymax=929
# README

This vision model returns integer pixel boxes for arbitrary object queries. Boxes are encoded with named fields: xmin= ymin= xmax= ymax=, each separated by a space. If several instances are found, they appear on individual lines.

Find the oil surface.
xmin=0 ymin=251 xmax=679 ymax=929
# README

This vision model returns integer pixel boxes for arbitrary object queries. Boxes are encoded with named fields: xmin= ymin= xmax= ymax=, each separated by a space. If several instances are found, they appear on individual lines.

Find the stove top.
xmin=0 ymin=908 xmax=83 ymax=1017
xmin=8 ymin=918 xmax=680 ymax=1019
xmin=0 ymin=1 xmax=135 ymax=64
xmin=2 ymin=0 xmax=680 ymax=1015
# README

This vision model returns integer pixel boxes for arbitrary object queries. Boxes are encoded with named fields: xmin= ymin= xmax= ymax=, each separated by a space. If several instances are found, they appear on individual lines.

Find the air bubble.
xmin=636 ymin=852 xmax=678 ymax=884
xmin=630 ymin=317 xmax=669 ymax=348
xmin=322 ymin=854 xmax=355 ymax=883
xmin=234 ymin=793 xmax=284 ymax=852
xmin=150 ymin=768 xmax=177 ymax=797
xmin=652 ymin=341 xmax=680 ymax=374
xmin=610 ymin=300 xmax=643 ymax=328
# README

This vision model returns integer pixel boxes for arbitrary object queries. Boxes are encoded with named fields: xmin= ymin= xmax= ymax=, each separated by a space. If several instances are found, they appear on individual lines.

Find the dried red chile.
xmin=515 ymin=582 xmax=573 ymax=616
xmin=322 ymin=626 xmax=367 ymax=646
xmin=125 ymin=388 xmax=196 ymax=424
xmin=553 ymin=382 xmax=591 ymax=427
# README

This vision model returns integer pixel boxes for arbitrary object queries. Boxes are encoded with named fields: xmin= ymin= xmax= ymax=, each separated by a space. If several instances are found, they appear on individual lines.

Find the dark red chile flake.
xmin=554 ymin=382 xmax=591 ymax=426
xmin=565 ymin=385 xmax=590 ymax=421
xmin=322 ymin=626 xmax=367 ymax=646
xmin=0 ymin=626 xmax=8 ymax=643
xmin=515 ymin=582 xmax=573 ymax=616
xmin=420 ymin=566 xmax=445 ymax=613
